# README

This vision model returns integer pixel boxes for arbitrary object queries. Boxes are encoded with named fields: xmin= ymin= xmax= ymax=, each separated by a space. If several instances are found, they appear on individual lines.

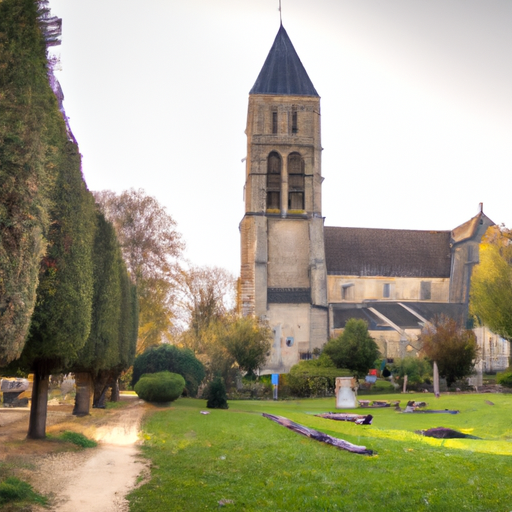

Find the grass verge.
xmin=128 ymin=393 xmax=512 ymax=512
xmin=0 ymin=476 xmax=47 ymax=509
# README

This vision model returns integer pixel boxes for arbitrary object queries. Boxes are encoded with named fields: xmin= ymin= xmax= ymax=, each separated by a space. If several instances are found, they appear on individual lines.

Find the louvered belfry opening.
xmin=267 ymin=151 xmax=281 ymax=210
xmin=288 ymin=152 xmax=304 ymax=210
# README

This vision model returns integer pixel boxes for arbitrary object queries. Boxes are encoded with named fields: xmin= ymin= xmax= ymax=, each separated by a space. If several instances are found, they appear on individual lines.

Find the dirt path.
xmin=0 ymin=395 xmax=152 ymax=512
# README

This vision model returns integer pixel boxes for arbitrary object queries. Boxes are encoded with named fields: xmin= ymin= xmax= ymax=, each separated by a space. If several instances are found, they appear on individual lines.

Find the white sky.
xmin=48 ymin=0 xmax=512 ymax=276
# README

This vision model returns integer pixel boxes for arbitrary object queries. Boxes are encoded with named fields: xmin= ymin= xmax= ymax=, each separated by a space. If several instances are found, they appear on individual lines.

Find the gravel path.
xmin=3 ymin=396 xmax=151 ymax=512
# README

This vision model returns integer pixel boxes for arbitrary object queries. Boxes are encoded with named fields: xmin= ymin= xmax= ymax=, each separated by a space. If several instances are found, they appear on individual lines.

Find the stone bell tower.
xmin=239 ymin=24 xmax=328 ymax=373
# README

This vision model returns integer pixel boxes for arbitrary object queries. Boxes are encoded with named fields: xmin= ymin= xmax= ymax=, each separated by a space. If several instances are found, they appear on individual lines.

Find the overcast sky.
xmin=48 ymin=0 xmax=512 ymax=275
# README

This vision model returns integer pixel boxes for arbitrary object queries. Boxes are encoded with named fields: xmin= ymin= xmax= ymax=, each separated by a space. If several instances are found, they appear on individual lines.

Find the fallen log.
xmin=359 ymin=400 xmax=400 ymax=408
xmin=406 ymin=409 xmax=459 ymax=414
xmin=416 ymin=427 xmax=481 ymax=439
xmin=316 ymin=412 xmax=373 ymax=425
xmin=262 ymin=413 xmax=375 ymax=455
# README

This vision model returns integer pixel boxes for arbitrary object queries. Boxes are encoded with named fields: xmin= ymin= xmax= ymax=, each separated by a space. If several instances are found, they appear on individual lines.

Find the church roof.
xmin=250 ymin=25 xmax=319 ymax=97
xmin=324 ymin=226 xmax=452 ymax=277
xmin=451 ymin=210 xmax=494 ymax=244
xmin=331 ymin=302 xmax=467 ymax=330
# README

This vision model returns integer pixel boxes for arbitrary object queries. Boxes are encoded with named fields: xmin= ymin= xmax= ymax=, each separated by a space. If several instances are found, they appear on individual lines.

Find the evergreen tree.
xmin=205 ymin=376 xmax=228 ymax=409
xmin=0 ymin=0 xmax=59 ymax=365
xmin=73 ymin=211 xmax=124 ymax=414
xmin=323 ymin=318 xmax=381 ymax=377
xmin=20 ymin=137 xmax=96 ymax=438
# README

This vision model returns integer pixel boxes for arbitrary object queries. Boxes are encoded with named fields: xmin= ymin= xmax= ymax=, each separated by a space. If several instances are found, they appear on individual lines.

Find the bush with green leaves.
xmin=132 ymin=344 xmax=204 ymax=397
xmin=288 ymin=355 xmax=351 ymax=397
xmin=390 ymin=357 xmax=432 ymax=387
xmin=204 ymin=376 xmax=228 ymax=409
xmin=134 ymin=371 xmax=185 ymax=403
xmin=496 ymin=371 xmax=512 ymax=388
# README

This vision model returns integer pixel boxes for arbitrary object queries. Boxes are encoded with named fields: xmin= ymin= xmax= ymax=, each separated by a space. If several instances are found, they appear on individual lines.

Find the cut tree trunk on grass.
xmin=316 ymin=413 xmax=373 ymax=424
xmin=263 ymin=413 xmax=375 ymax=455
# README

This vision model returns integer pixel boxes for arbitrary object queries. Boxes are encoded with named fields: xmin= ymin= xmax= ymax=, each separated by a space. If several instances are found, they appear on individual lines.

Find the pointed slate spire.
xmin=250 ymin=25 xmax=319 ymax=97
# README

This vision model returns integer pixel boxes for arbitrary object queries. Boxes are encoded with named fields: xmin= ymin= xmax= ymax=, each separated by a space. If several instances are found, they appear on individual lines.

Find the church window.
xmin=272 ymin=111 xmax=278 ymax=134
xmin=383 ymin=283 xmax=390 ymax=298
xmin=267 ymin=151 xmax=281 ymax=210
xmin=292 ymin=108 xmax=298 ymax=134
xmin=288 ymin=152 xmax=305 ymax=210
xmin=341 ymin=283 xmax=354 ymax=301
xmin=420 ymin=281 xmax=431 ymax=300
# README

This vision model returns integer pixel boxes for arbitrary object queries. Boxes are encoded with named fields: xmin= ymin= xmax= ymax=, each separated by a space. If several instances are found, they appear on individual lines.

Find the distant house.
xmin=239 ymin=25 xmax=510 ymax=374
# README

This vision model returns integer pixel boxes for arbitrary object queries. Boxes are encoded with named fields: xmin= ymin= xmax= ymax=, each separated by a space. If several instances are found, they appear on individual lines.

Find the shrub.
xmin=132 ymin=345 xmax=205 ymax=397
xmin=204 ymin=376 xmax=229 ymax=409
xmin=134 ymin=371 xmax=185 ymax=403
xmin=227 ymin=379 xmax=272 ymax=400
xmin=496 ymin=371 xmax=512 ymax=388
xmin=288 ymin=357 xmax=351 ymax=398
xmin=390 ymin=357 xmax=432 ymax=387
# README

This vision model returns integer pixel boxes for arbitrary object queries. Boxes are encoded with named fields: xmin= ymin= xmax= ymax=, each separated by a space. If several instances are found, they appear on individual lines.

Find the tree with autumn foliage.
xmin=177 ymin=265 xmax=236 ymax=352
xmin=470 ymin=225 xmax=512 ymax=341
xmin=94 ymin=189 xmax=184 ymax=353
xmin=420 ymin=315 xmax=479 ymax=387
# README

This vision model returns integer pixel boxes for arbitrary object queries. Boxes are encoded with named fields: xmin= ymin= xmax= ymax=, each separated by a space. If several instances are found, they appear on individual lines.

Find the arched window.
xmin=267 ymin=152 xmax=281 ymax=210
xmin=288 ymin=152 xmax=304 ymax=210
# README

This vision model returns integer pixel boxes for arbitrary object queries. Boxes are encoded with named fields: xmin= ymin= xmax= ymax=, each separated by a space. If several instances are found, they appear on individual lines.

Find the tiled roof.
xmin=332 ymin=305 xmax=392 ymax=331
xmin=250 ymin=25 xmax=319 ymax=97
xmin=268 ymin=287 xmax=311 ymax=304
xmin=451 ymin=212 xmax=494 ymax=244
xmin=402 ymin=302 xmax=467 ymax=326
xmin=331 ymin=302 xmax=467 ymax=330
xmin=324 ymin=227 xmax=452 ymax=277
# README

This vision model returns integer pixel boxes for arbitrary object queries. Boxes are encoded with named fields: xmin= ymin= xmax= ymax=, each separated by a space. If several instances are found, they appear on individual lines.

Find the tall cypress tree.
xmin=91 ymin=259 xmax=138 ymax=408
xmin=73 ymin=211 xmax=138 ymax=414
xmin=21 ymin=137 xmax=96 ymax=438
xmin=0 ymin=0 xmax=58 ymax=365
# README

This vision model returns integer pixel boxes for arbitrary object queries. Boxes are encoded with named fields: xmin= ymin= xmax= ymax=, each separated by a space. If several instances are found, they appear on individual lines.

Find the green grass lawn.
xmin=128 ymin=393 xmax=512 ymax=511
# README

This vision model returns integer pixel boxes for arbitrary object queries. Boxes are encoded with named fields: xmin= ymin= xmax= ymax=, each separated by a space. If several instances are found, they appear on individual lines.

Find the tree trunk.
xmin=27 ymin=365 xmax=49 ymax=439
xmin=73 ymin=372 xmax=92 ymax=416
xmin=93 ymin=370 xmax=112 ymax=408
xmin=110 ymin=377 xmax=120 ymax=402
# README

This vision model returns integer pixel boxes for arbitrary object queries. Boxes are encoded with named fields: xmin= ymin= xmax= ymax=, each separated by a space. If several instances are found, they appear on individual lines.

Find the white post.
xmin=433 ymin=361 xmax=440 ymax=397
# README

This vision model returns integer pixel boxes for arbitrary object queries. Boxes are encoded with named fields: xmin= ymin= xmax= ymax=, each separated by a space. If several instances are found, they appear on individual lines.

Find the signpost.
xmin=271 ymin=374 xmax=279 ymax=400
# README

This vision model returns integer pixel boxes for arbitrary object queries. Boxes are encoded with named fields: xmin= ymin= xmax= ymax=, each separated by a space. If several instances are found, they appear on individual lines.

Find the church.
xmin=239 ymin=24 xmax=509 ymax=375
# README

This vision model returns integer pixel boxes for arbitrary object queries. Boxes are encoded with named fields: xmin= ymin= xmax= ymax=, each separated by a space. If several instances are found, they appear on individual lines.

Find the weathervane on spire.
xmin=279 ymin=0 xmax=282 ymax=25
